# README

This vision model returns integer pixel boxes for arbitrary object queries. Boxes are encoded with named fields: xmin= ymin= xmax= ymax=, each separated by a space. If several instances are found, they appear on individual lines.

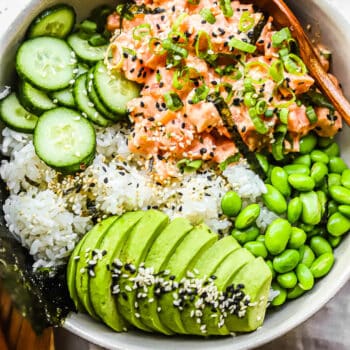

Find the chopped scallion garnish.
xmin=132 ymin=23 xmax=151 ymax=41
xmin=278 ymin=108 xmax=289 ymax=124
xmin=192 ymin=84 xmax=210 ymax=104
xmin=239 ymin=11 xmax=255 ymax=32
xmin=272 ymin=27 xmax=292 ymax=48
xmin=229 ymin=38 xmax=256 ymax=53
xmin=219 ymin=0 xmax=234 ymax=17
xmin=269 ymin=59 xmax=285 ymax=85
xmin=248 ymin=107 xmax=269 ymax=134
xmin=306 ymin=105 xmax=318 ymax=124
xmin=199 ymin=8 xmax=216 ymax=24
xmin=255 ymin=100 xmax=267 ymax=115
xmin=164 ymin=92 xmax=184 ymax=111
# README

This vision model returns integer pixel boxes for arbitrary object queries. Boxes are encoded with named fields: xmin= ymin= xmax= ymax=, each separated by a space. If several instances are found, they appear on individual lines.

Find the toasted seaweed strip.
xmin=250 ymin=13 xmax=267 ymax=44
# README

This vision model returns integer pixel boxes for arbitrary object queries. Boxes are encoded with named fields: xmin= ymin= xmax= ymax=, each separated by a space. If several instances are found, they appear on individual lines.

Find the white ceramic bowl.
xmin=1 ymin=0 xmax=350 ymax=349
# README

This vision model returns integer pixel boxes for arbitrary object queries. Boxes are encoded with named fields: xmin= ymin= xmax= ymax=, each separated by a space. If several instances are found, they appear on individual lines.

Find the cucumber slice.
xmin=86 ymin=67 xmax=119 ymax=121
xmin=0 ymin=93 xmax=38 ymax=133
xmin=51 ymin=88 xmax=75 ymax=108
xmin=94 ymin=61 xmax=140 ymax=115
xmin=27 ymin=4 xmax=76 ymax=39
xmin=34 ymin=107 xmax=96 ymax=173
xmin=16 ymin=37 xmax=77 ymax=91
xmin=67 ymin=33 xmax=109 ymax=63
xmin=18 ymin=80 xmax=57 ymax=115
xmin=73 ymin=74 xmax=111 ymax=127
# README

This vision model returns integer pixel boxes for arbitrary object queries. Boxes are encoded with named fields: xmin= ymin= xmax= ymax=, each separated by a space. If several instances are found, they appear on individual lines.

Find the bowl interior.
xmin=1 ymin=1 xmax=350 ymax=349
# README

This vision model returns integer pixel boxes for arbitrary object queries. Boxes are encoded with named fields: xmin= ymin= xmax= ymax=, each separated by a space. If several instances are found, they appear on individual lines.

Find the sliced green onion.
xmin=278 ymin=108 xmax=289 ymax=124
xmin=162 ymin=38 xmax=188 ymax=58
xmin=200 ymin=8 xmax=216 ymax=24
xmin=172 ymin=68 xmax=190 ymax=90
xmin=219 ymin=0 xmax=234 ymax=17
xmin=272 ymin=27 xmax=292 ymax=48
xmin=256 ymin=100 xmax=267 ymax=115
xmin=192 ymin=84 xmax=210 ymax=104
xmin=265 ymin=109 xmax=274 ymax=118
xmin=306 ymin=105 xmax=318 ymax=124
xmin=195 ymin=31 xmax=213 ymax=58
xmin=249 ymin=107 xmax=269 ymax=134
xmin=229 ymin=38 xmax=256 ymax=54
xmin=149 ymin=37 xmax=166 ymax=55
xmin=245 ymin=61 xmax=269 ymax=84
xmin=164 ymin=92 xmax=184 ymax=111
xmin=217 ymin=82 xmax=234 ymax=103
xmin=219 ymin=154 xmax=241 ymax=171
xmin=283 ymin=53 xmax=307 ymax=75
xmin=272 ymin=124 xmax=287 ymax=161
xmin=185 ymin=160 xmax=203 ymax=173
xmin=172 ymin=13 xmax=188 ymax=32
xmin=269 ymin=59 xmax=284 ymax=85
xmin=132 ymin=23 xmax=151 ymax=41
xmin=244 ymin=92 xmax=257 ymax=108
xmin=273 ymin=87 xmax=296 ymax=108
xmin=239 ymin=11 xmax=255 ymax=32
xmin=279 ymin=48 xmax=290 ymax=58
xmin=122 ymin=47 xmax=137 ymax=57
xmin=243 ymin=77 xmax=255 ymax=93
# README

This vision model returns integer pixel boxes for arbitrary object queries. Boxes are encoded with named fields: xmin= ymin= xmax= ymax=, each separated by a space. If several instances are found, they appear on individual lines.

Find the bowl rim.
xmin=2 ymin=0 xmax=350 ymax=349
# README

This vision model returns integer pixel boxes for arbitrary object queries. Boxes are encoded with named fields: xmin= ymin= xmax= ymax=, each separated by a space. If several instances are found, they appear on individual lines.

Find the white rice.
xmin=0 ymin=125 xmax=277 ymax=270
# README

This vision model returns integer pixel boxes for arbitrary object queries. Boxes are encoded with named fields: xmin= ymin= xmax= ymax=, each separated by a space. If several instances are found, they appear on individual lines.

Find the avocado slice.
xmin=225 ymin=257 xmax=272 ymax=333
xmin=116 ymin=210 xmax=169 ymax=332
xmin=180 ymin=236 xmax=241 ymax=334
xmin=158 ymin=224 xmax=218 ymax=334
xmin=138 ymin=217 xmax=194 ymax=335
xmin=194 ymin=248 xmax=255 ymax=336
xmin=89 ymin=211 xmax=145 ymax=332
xmin=75 ymin=216 xmax=119 ymax=319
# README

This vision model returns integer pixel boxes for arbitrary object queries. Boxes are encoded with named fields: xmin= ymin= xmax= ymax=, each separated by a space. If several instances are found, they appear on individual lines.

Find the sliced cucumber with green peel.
xmin=34 ymin=107 xmax=96 ymax=173
xmin=94 ymin=61 xmax=141 ymax=115
xmin=74 ymin=74 xmax=111 ymax=127
xmin=16 ymin=37 xmax=77 ymax=91
xmin=27 ymin=4 xmax=76 ymax=39
xmin=68 ymin=33 xmax=109 ymax=63
xmin=18 ymin=80 xmax=57 ymax=115
xmin=51 ymin=87 xmax=75 ymax=108
xmin=0 ymin=93 xmax=38 ymax=133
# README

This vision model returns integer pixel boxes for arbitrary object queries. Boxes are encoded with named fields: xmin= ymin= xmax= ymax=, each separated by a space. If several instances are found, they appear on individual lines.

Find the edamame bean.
xmin=288 ymin=174 xmax=315 ymax=192
xmin=266 ymin=260 xmax=276 ymax=279
xmin=287 ymin=197 xmax=302 ymax=224
xmin=235 ymin=204 xmax=260 ymax=230
xmin=311 ymin=150 xmax=329 ymax=164
xmin=273 ymin=249 xmax=300 ymax=273
xmin=328 ymin=235 xmax=342 ymax=248
xmin=288 ymin=227 xmax=307 ymax=249
xmin=310 ymin=162 xmax=328 ymax=185
xmin=299 ymin=245 xmax=315 ymax=268
xmin=277 ymin=271 xmax=297 ymax=289
xmin=265 ymin=218 xmax=292 ymax=255
xmin=244 ymin=241 xmax=268 ymax=258
xmin=262 ymin=184 xmax=287 ymax=214
xmin=299 ymin=223 xmax=314 ymax=232
xmin=329 ymin=185 xmax=350 ymax=205
xmin=310 ymin=236 xmax=333 ymax=256
xmin=271 ymin=282 xmax=287 ymax=306
xmin=284 ymin=164 xmax=310 ymax=176
xmin=327 ymin=200 xmax=338 ymax=217
xmin=300 ymin=191 xmax=322 ymax=225
xmin=341 ymin=169 xmax=350 ymax=189
xmin=316 ymin=191 xmax=327 ymax=217
xmin=293 ymin=154 xmax=311 ymax=167
xmin=327 ymin=212 xmax=350 ymax=236
xmin=299 ymin=133 xmax=317 ymax=154
xmin=318 ymin=137 xmax=333 ymax=148
xmin=221 ymin=191 xmax=242 ymax=217
xmin=310 ymin=252 xmax=334 ymax=278
xmin=256 ymin=153 xmax=269 ymax=174
xmin=328 ymin=173 xmax=342 ymax=187
xmin=338 ymin=205 xmax=350 ymax=218
xmin=329 ymin=157 xmax=347 ymax=174
xmin=231 ymin=225 xmax=260 ymax=245
xmin=287 ymin=285 xmax=305 ymax=299
xmin=271 ymin=166 xmax=291 ymax=197
xmin=296 ymin=264 xmax=314 ymax=291
xmin=323 ymin=142 xmax=340 ymax=157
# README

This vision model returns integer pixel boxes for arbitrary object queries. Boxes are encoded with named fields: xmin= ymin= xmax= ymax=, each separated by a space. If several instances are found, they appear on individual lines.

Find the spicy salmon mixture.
xmin=106 ymin=0 xmax=342 ymax=180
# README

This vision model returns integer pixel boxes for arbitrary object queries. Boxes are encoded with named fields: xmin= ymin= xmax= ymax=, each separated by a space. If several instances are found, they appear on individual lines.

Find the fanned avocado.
xmin=75 ymin=216 xmax=118 ymax=319
xmin=116 ymin=210 xmax=169 ymax=332
xmin=158 ymin=224 xmax=218 ymax=334
xmin=180 ymin=236 xmax=241 ymax=334
xmin=89 ymin=211 xmax=145 ymax=332
xmin=139 ymin=217 xmax=194 ymax=335
xmin=225 ymin=257 xmax=272 ymax=332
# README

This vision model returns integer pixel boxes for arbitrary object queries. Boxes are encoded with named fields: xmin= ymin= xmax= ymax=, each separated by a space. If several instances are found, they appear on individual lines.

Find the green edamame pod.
xmin=328 ymin=235 xmax=342 ymax=248
xmin=284 ymin=164 xmax=310 ymax=176
xmin=329 ymin=157 xmax=347 ymax=174
xmin=244 ymin=241 xmax=268 ymax=258
xmin=310 ymin=150 xmax=329 ymax=164
xmin=323 ymin=142 xmax=340 ymax=157
xmin=299 ymin=245 xmax=315 ymax=268
xmin=288 ymin=227 xmax=307 ymax=249
xmin=231 ymin=225 xmax=260 ymax=245
xmin=287 ymin=197 xmax=303 ymax=224
xmin=338 ymin=205 xmax=350 ymax=218
xmin=287 ymin=285 xmax=305 ymax=299
xmin=299 ymin=133 xmax=317 ymax=154
xmin=316 ymin=191 xmax=327 ymax=217
xmin=271 ymin=166 xmax=291 ymax=197
xmin=300 ymin=191 xmax=322 ymax=225
xmin=296 ymin=264 xmax=314 ymax=291
xmin=277 ymin=271 xmax=297 ymax=289
xmin=256 ymin=153 xmax=269 ymax=174
xmin=262 ymin=184 xmax=287 ymax=215
xmin=273 ymin=249 xmax=300 ymax=273
xmin=293 ymin=154 xmax=311 ymax=167
xmin=271 ymin=282 xmax=287 ymax=306
xmin=310 ymin=236 xmax=333 ymax=256
xmin=328 ymin=173 xmax=342 ymax=187
xmin=221 ymin=191 xmax=242 ymax=217
xmin=341 ymin=169 xmax=350 ymax=189
xmin=235 ymin=204 xmax=260 ymax=230
xmin=310 ymin=252 xmax=334 ymax=278
xmin=311 ymin=162 xmax=328 ymax=185
xmin=327 ymin=212 xmax=350 ymax=236
xmin=265 ymin=218 xmax=292 ymax=255
xmin=329 ymin=185 xmax=350 ymax=205
xmin=288 ymin=174 xmax=315 ymax=192
xmin=327 ymin=200 xmax=338 ymax=217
